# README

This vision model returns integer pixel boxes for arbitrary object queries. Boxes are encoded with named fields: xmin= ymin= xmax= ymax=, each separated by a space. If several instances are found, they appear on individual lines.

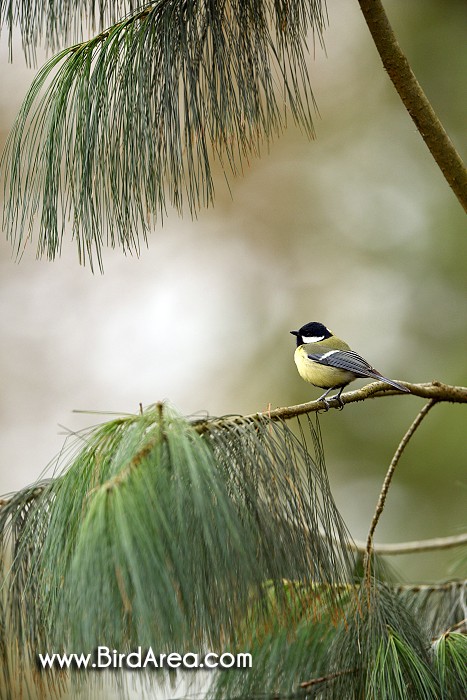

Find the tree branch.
xmin=69 ymin=4 xmax=154 ymax=52
xmin=317 ymin=528 xmax=467 ymax=557
xmin=194 ymin=381 xmax=467 ymax=431
xmin=357 ymin=0 xmax=467 ymax=213
xmin=300 ymin=667 xmax=357 ymax=688
xmin=363 ymin=400 xmax=437 ymax=583
xmin=394 ymin=580 xmax=466 ymax=594
xmin=345 ymin=532 xmax=467 ymax=556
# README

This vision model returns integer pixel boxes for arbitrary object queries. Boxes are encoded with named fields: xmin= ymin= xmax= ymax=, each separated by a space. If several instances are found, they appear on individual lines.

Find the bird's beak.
xmin=290 ymin=330 xmax=298 ymax=336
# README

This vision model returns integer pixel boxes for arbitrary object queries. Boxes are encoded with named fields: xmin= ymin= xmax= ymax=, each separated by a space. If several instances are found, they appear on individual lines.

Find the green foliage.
xmin=327 ymin=584 xmax=438 ymax=699
xmin=0 ymin=0 xmax=138 ymax=60
xmin=211 ymin=613 xmax=333 ymax=699
xmin=397 ymin=580 xmax=467 ymax=639
xmin=0 ymin=405 xmax=465 ymax=699
xmin=1 ymin=0 xmax=326 ymax=269
xmin=433 ymin=631 xmax=467 ymax=699
xmin=210 ymin=579 xmax=352 ymax=700
xmin=209 ymin=582 xmax=467 ymax=700
xmin=0 ymin=404 xmax=353 ymax=697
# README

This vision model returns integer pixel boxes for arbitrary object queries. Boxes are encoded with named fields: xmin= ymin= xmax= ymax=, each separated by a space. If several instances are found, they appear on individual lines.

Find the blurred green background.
xmin=0 ymin=0 xmax=466 ymax=586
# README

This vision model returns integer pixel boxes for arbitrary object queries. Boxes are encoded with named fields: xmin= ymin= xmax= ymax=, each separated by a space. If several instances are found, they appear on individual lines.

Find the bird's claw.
xmin=317 ymin=393 xmax=345 ymax=412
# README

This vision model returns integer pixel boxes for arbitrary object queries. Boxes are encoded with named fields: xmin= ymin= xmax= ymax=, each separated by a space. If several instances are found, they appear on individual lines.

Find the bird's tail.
xmin=371 ymin=373 xmax=410 ymax=393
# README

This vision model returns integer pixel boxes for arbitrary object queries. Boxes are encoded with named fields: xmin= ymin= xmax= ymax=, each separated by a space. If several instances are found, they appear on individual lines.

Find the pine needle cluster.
xmin=0 ymin=404 xmax=352 ymax=698
xmin=0 ymin=403 xmax=465 ymax=699
xmin=1 ymin=0 xmax=326 ymax=269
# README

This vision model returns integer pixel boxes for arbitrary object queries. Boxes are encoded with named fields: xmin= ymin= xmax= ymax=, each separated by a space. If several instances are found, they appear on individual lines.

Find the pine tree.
xmin=0 ymin=2 xmax=466 ymax=698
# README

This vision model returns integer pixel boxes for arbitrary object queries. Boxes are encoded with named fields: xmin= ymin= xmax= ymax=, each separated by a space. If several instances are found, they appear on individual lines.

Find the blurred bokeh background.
xmin=0 ymin=0 xmax=466 ymax=592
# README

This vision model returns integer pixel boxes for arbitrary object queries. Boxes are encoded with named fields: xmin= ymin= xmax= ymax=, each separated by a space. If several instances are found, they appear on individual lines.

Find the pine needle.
xmin=327 ymin=582 xmax=441 ymax=699
xmin=1 ymin=0 xmax=327 ymax=269
xmin=0 ymin=403 xmax=353 ymax=697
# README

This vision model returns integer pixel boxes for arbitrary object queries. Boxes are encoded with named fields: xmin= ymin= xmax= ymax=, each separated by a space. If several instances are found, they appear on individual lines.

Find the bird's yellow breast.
xmin=293 ymin=345 xmax=355 ymax=389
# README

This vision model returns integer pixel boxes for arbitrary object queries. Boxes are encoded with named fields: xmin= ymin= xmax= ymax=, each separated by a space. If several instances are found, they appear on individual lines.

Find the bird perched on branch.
xmin=290 ymin=321 xmax=409 ymax=409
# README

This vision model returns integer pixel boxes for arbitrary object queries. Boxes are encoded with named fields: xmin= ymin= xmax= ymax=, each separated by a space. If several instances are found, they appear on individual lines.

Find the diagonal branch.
xmin=357 ymin=0 xmax=467 ymax=213
xmin=300 ymin=667 xmax=357 ymax=689
xmin=364 ymin=399 xmax=437 ymax=583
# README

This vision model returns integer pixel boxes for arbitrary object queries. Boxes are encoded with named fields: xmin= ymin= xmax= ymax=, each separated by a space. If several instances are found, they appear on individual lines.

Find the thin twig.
xmin=364 ymin=400 xmax=437 ymax=584
xmin=357 ymin=0 xmax=467 ymax=213
xmin=322 ymin=529 xmax=467 ymax=556
xmin=358 ymin=532 xmax=467 ymax=555
xmin=442 ymin=618 xmax=467 ymax=635
xmin=300 ymin=667 xmax=357 ymax=688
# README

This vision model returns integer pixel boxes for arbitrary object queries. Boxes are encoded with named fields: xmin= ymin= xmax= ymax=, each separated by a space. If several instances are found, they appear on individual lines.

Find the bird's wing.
xmin=306 ymin=347 xmax=409 ymax=391
xmin=306 ymin=348 xmax=377 ymax=378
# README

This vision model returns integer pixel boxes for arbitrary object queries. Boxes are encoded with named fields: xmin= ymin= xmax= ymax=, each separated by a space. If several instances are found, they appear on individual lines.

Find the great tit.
xmin=290 ymin=321 xmax=409 ymax=408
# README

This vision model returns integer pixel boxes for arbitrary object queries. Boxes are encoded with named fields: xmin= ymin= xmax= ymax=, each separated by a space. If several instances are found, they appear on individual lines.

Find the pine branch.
xmin=2 ymin=2 xmax=466 ymax=269
xmin=1 ymin=0 xmax=326 ymax=270
xmin=363 ymin=399 xmax=437 ymax=583
xmin=396 ymin=580 xmax=467 ymax=640
xmin=194 ymin=380 xmax=467 ymax=430
xmin=318 ymin=583 xmax=444 ymax=699
xmin=349 ymin=532 xmax=467 ymax=556
xmin=1 ymin=385 xmax=465 ymax=698
xmin=394 ymin=580 xmax=466 ymax=594
xmin=0 ymin=403 xmax=354 ymax=690
xmin=210 ymin=581 xmax=466 ymax=699
xmin=357 ymin=0 xmax=467 ymax=213
xmin=0 ymin=0 xmax=141 ymax=62
xmin=299 ymin=667 xmax=357 ymax=688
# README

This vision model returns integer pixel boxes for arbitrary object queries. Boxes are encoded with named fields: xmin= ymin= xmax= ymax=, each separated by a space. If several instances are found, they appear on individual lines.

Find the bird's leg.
xmin=334 ymin=386 xmax=345 ymax=410
xmin=317 ymin=387 xmax=334 ymax=402
xmin=317 ymin=387 xmax=334 ymax=411
xmin=317 ymin=386 xmax=346 ymax=411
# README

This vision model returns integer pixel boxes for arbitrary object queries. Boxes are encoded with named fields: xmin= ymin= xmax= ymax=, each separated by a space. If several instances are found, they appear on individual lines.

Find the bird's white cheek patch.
xmin=302 ymin=335 xmax=325 ymax=343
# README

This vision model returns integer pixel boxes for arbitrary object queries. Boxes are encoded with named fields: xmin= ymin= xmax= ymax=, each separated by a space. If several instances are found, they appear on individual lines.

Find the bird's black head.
xmin=290 ymin=321 xmax=333 ymax=346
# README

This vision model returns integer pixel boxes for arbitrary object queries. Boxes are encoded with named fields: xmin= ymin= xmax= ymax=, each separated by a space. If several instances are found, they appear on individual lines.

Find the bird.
xmin=290 ymin=321 xmax=410 ymax=408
